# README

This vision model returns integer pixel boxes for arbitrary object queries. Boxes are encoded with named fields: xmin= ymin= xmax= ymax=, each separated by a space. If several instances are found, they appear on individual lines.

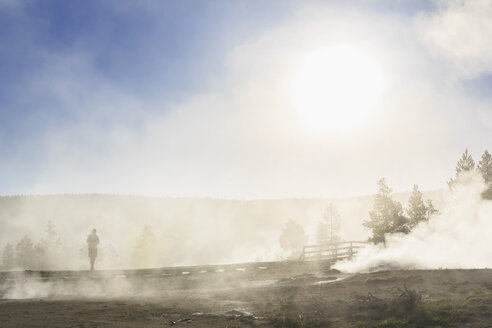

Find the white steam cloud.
xmin=2 ymin=273 xmax=134 ymax=299
xmin=335 ymin=172 xmax=492 ymax=272
xmin=416 ymin=0 xmax=492 ymax=79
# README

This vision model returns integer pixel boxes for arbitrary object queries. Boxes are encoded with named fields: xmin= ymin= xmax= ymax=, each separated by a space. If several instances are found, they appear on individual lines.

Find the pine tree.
xmin=426 ymin=199 xmax=439 ymax=219
xmin=406 ymin=185 xmax=438 ymax=229
xmin=457 ymin=149 xmax=476 ymax=172
xmin=323 ymin=204 xmax=341 ymax=242
xmin=448 ymin=149 xmax=475 ymax=189
xmin=363 ymin=178 xmax=409 ymax=245
xmin=36 ymin=221 xmax=62 ymax=269
xmin=407 ymin=185 xmax=427 ymax=229
xmin=2 ymin=243 xmax=15 ymax=270
xmin=16 ymin=236 xmax=35 ymax=269
xmin=132 ymin=226 xmax=158 ymax=268
xmin=279 ymin=219 xmax=308 ymax=258
xmin=478 ymin=150 xmax=492 ymax=199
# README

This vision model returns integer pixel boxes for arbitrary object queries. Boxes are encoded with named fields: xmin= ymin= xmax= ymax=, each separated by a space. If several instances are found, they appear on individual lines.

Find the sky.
xmin=1 ymin=0 xmax=492 ymax=199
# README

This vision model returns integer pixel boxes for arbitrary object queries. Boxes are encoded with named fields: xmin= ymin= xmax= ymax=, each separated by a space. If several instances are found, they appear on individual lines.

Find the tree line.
xmin=1 ymin=222 xmax=164 ymax=271
xmin=1 ymin=221 xmax=123 ymax=270
xmin=448 ymin=149 xmax=492 ymax=198
xmin=363 ymin=180 xmax=438 ymax=245
xmin=3 ymin=148 xmax=490 ymax=267
xmin=278 ymin=204 xmax=341 ymax=258
xmin=1 ymin=221 xmax=63 ymax=270
xmin=364 ymin=148 xmax=492 ymax=245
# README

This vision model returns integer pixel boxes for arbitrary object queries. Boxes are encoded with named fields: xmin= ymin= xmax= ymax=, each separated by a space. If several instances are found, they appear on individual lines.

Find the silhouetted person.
xmin=87 ymin=228 xmax=100 ymax=270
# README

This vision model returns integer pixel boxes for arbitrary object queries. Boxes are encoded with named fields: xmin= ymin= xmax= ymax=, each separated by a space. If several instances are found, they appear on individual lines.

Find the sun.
xmin=290 ymin=44 xmax=385 ymax=134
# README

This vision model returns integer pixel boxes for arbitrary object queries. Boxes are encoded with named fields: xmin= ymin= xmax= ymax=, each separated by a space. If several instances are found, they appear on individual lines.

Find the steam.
xmin=0 ymin=266 xmax=280 ymax=299
xmin=1 ymin=273 xmax=134 ymax=299
xmin=1 ymin=193 xmax=396 ymax=271
xmin=335 ymin=172 xmax=492 ymax=272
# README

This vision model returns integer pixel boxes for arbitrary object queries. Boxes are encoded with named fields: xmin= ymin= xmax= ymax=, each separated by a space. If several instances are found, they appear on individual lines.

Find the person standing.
xmin=87 ymin=228 xmax=100 ymax=271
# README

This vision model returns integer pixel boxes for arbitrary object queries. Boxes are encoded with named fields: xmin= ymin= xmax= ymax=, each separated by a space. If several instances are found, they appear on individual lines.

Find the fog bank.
xmin=0 ymin=191 xmax=445 ymax=270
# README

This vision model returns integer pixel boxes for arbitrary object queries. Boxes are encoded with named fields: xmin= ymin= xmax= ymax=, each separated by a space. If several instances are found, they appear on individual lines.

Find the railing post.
xmin=299 ymin=241 xmax=367 ymax=262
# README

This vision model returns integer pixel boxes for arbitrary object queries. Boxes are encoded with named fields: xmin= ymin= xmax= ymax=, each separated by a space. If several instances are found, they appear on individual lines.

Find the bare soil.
xmin=1 ymin=262 xmax=492 ymax=327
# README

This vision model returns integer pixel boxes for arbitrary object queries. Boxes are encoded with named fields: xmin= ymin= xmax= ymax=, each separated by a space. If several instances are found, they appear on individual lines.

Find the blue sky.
xmin=0 ymin=1 xmax=293 ymax=133
xmin=1 ymin=0 xmax=492 ymax=198
xmin=0 ymin=0 xmax=296 ymax=192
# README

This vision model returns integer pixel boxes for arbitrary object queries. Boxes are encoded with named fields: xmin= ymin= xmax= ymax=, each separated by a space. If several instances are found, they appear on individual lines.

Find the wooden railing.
xmin=299 ymin=241 xmax=368 ymax=262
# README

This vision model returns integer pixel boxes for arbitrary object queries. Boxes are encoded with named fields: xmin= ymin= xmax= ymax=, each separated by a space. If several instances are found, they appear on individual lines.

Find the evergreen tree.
xmin=448 ymin=149 xmax=475 ymax=189
xmin=279 ymin=219 xmax=308 ymax=258
xmin=407 ymin=185 xmax=427 ymax=229
xmin=457 ymin=148 xmax=476 ymax=172
xmin=363 ymin=178 xmax=409 ymax=245
xmin=323 ymin=204 xmax=341 ymax=242
xmin=36 ymin=221 xmax=62 ymax=269
xmin=478 ymin=150 xmax=492 ymax=199
xmin=2 ymin=243 xmax=15 ymax=270
xmin=16 ymin=236 xmax=35 ymax=269
xmin=426 ymin=199 xmax=439 ymax=219
xmin=406 ymin=185 xmax=439 ymax=229
xmin=132 ymin=226 xmax=158 ymax=268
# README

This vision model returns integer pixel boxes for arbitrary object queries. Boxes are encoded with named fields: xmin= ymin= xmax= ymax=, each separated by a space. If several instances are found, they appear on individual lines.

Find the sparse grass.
xmin=349 ymin=288 xmax=477 ymax=328
xmin=483 ymin=281 xmax=492 ymax=290
xmin=270 ymin=295 xmax=333 ymax=328
xmin=270 ymin=315 xmax=332 ymax=328
xmin=355 ymin=318 xmax=409 ymax=328
xmin=417 ymin=299 xmax=471 ymax=326
xmin=447 ymin=284 xmax=457 ymax=293
xmin=6 ymin=268 xmax=492 ymax=328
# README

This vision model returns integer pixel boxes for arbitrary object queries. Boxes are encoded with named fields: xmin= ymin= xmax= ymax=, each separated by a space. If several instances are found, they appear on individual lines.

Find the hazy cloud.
xmin=20 ymin=2 xmax=491 ymax=198
xmin=0 ymin=1 xmax=488 ymax=199
xmin=416 ymin=0 xmax=492 ymax=79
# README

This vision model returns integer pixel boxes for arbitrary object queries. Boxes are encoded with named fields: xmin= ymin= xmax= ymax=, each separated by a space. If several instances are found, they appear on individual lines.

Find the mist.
xmin=0 ymin=189 xmax=444 ymax=273
xmin=335 ymin=172 xmax=492 ymax=272
xmin=3 ymin=1 xmax=492 ymax=327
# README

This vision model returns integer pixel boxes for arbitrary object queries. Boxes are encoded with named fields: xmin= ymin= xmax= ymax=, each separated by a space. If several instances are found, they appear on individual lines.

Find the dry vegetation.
xmin=1 ymin=262 xmax=492 ymax=327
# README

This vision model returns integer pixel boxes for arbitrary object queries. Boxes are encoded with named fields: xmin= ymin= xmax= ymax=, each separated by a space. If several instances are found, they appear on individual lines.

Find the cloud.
xmin=416 ymin=0 xmax=492 ymax=79
xmin=7 ymin=1 xmax=492 ymax=199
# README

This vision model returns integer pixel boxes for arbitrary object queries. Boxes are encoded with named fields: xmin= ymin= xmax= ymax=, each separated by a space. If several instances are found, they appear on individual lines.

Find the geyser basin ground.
xmin=1 ymin=262 xmax=492 ymax=327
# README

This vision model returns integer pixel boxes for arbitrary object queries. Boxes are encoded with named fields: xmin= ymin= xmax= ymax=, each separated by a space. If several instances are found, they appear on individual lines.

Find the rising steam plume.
xmin=335 ymin=172 xmax=492 ymax=272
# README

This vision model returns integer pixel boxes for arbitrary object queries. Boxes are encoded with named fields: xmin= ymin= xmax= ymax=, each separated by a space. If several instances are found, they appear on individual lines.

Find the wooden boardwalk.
xmin=0 ymin=259 xmax=332 ymax=283
xmin=300 ymin=241 xmax=368 ymax=262
xmin=0 ymin=243 xmax=367 ymax=285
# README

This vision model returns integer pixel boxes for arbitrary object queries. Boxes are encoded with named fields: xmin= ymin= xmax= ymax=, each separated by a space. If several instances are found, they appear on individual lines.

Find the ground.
xmin=1 ymin=262 xmax=492 ymax=327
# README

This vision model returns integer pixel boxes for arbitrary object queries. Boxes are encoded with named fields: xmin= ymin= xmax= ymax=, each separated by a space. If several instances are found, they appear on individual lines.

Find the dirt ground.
xmin=1 ymin=263 xmax=492 ymax=327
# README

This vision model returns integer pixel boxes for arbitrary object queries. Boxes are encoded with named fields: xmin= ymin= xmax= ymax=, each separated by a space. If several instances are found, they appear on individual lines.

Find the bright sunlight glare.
xmin=290 ymin=44 xmax=385 ymax=135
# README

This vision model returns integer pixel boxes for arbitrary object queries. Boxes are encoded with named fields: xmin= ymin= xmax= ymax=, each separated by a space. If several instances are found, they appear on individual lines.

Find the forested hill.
xmin=0 ymin=191 xmax=446 ymax=267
